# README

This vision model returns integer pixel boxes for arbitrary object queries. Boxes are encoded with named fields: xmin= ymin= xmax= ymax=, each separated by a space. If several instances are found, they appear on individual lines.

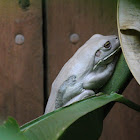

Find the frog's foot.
xmin=64 ymin=89 xmax=95 ymax=107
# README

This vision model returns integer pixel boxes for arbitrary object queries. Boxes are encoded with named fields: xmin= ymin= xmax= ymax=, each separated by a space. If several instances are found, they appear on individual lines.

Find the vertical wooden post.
xmin=0 ymin=0 xmax=43 ymax=125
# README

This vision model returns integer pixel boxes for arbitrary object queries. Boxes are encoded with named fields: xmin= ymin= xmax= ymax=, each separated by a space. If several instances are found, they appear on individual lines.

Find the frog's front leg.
xmin=64 ymin=89 xmax=95 ymax=106
xmin=83 ymin=62 xmax=116 ymax=90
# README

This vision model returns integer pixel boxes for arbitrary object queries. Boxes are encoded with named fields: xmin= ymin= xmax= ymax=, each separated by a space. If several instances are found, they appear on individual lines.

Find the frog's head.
xmin=92 ymin=34 xmax=120 ymax=69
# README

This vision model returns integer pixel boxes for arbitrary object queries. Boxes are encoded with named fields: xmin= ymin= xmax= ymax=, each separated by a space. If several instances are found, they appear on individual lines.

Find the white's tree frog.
xmin=45 ymin=34 xmax=120 ymax=113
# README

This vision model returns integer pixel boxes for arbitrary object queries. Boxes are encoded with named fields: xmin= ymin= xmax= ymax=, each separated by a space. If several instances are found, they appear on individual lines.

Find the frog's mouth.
xmin=93 ymin=46 xmax=121 ymax=70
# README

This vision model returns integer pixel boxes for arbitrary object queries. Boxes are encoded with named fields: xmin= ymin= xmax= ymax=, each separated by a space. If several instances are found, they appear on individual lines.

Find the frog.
xmin=45 ymin=34 xmax=120 ymax=114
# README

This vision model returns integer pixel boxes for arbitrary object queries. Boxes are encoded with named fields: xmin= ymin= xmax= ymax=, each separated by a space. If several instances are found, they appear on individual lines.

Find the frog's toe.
xmin=64 ymin=89 xmax=95 ymax=107
xmin=80 ymin=89 xmax=95 ymax=100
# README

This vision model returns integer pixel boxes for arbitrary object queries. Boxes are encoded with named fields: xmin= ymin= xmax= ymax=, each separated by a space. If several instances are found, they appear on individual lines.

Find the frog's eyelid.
xmin=104 ymin=41 xmax=110 ymax=46
xmin=105 ymin=41 xmax=110 ymax=45
xmin=105 ymin=42 xmax=110 ymax=46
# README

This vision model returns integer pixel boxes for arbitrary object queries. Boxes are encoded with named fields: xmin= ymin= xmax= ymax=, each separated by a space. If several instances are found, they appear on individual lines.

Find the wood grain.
xmin=0 ymin=0 xmax=43 ymax=125
xmin=46 ymin=0 xmax=140 ymax=139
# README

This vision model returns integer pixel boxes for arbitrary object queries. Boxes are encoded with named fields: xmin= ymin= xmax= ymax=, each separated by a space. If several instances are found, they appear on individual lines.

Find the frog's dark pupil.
xmin=104 ymin=41 xmax=111 ymax=48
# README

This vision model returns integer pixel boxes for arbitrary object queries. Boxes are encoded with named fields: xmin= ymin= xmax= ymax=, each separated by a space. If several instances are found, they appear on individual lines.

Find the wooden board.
xmin=0 ymin=0 xmax=43 ymax=125
xmin=46 ymin=0 xmax=140 ymax=139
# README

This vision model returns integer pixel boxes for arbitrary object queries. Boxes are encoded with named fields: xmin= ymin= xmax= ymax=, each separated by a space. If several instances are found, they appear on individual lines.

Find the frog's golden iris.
xmin=104 ymin=41 xmax=111 ymax=48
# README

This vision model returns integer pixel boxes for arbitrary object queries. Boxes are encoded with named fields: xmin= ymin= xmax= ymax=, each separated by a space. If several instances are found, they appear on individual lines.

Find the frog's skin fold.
xmin=45 ymin=34 xmax=120 ymax=114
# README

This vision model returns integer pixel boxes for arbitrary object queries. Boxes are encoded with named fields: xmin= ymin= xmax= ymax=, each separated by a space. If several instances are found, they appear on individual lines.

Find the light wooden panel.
xmin=0 ymin=0 xmax=43 ymax=125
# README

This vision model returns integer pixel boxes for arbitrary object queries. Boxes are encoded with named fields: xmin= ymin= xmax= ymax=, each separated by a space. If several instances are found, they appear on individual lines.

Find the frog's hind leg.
xmin=64 ymin=90 xmax=95 ymax=107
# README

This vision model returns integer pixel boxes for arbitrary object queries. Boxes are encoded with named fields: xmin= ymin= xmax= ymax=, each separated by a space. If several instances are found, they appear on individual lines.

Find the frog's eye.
xmin=104 ymin=41 xmax=111 ymax=49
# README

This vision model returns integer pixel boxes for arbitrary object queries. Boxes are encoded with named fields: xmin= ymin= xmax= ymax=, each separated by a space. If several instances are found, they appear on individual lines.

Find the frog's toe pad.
xmin=80 ymin=89 xmax=95 ymax=100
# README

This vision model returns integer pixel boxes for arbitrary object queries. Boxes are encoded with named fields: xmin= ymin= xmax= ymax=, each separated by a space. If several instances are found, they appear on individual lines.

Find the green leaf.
xmin=0 ymin=117 xmax=28 ymax=140
xmin=20 ymin=92 xmax=140 ymax=140
xmin=0 ymin=93 xmax=139 ymax=140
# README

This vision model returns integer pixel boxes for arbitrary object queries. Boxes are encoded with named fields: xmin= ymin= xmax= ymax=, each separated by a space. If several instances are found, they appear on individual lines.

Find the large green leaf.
xmin=0 ymin=92 xmax=139 ymax=140
xmin=20 ymin=92 xmax=140 ymax=140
